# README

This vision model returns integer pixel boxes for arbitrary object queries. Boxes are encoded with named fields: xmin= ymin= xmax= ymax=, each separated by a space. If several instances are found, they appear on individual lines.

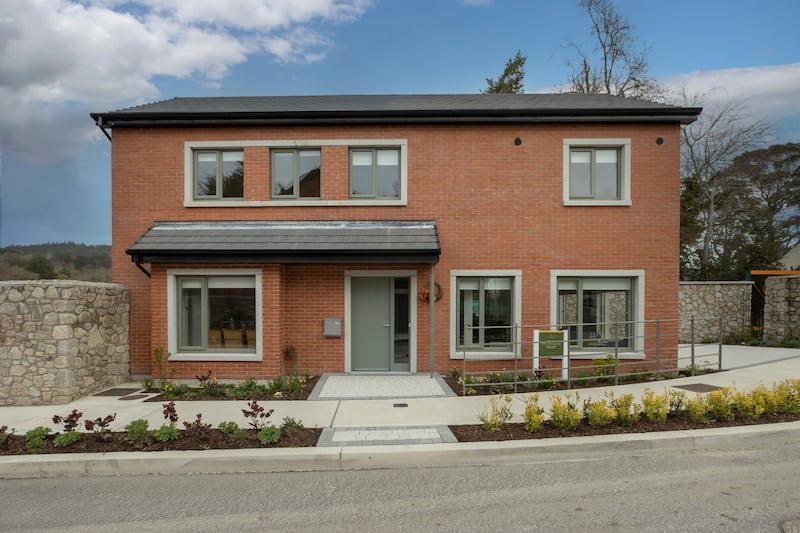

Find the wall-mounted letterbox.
xmin=323 ymin=318 xmax=342 ymax=337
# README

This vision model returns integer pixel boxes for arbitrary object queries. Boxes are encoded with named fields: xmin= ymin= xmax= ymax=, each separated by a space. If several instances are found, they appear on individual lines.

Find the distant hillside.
xmin=0 ymin=243 xmax=111 ymax=282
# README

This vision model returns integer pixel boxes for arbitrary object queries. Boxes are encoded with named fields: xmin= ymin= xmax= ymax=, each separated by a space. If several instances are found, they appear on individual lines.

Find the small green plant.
xmin=607 ymin=392 xmax=640 ymax=426
xmin=450 ymin=367 xmax=461 ymax=381
xmin=196 ymin=370 xmax=220 ymax=397
xmin=592 ymin=355 xmax=615 ymax=381
xmin=583 ymin=398 xmax=614 ymax=427
xmin=640 ymin=389 xmax=669 ymax=423
xmin=152 ymin=347 xmax=176 ymax=390
xmin=668 ymin=389 xmax=687 ymax=415
xmin=550 ymin=394 xmax=582 ymax=432
xmin=53 ymin=431 xmax=82 ymax=448
xmin=183 ymin=413 xmax=213 ymax=441
xmin=84 ymin=413 xmax=116 ymax=442
xmin=125 ymin=419 xmax=151 ymax=449
xmin=142 ymin=378 xmax=154 ymax=393
xmin=706 ymin=388 xmax=735 ymax=422
xmin=266 ymin=377 xmax=284 ymax=395
xmin=686 ymin=395 xmax=709 ymax=424
xmin=286 ymin=374 xmax=307 ymax=394
xmin=153 ymin=425 xmax=181 ymax=442
xmin=257 ymin=425 xmax=281 ymax=445
xmin=478 ymin=395 xmax=513 ymax=432
xmin=523 ymin=394 xmax=545 ymax=432
xmin=52 ymin=409 xmax=83 ymax=432
xmin=218 ymin=421 xmax=241 ymax=436
xmin=160 ymin=379 xmax=189 ymax=399
xmin=25 ymin=426 xmax=51 ymax=454
xmin=280 ymin=417 xmax=305 ymax=432
xmin=242 ymin=399 xmax=274 ymax=430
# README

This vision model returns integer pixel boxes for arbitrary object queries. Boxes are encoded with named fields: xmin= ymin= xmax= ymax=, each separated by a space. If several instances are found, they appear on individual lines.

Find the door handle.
xmin=383 ymin=323 xmax=390 ymax=327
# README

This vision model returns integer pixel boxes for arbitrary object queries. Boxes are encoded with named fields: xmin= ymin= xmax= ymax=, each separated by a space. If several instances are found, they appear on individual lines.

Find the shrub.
xmin=218 ymin=421 xmax=241 ymax=436
xmin=523 ymin=394 xmax=545 ymax=433
xmin=478 ymin=395 xmax=513 ymax=432
xmin=773 ymin=379 xmax=800 ymax=414
xmin=286 ymin=374 xmax=306 ymax=394
xmin=84 ymin=414 xmax=116 ymax=442
xmin=258 ymin=426 xmax=281 ymax=445
xmin=196 ymin=370 xmax=221 ymax=397
xmin=182 ymin=413 xmax=213 ymax=441
xmin=242 ymin=399 xmax=274 ymax=430
xmin=450 ymin=367 xmax=461 ymax=381
xmin=640 ymin=389 xmax=669 ymax=423
xmin=592 ymin=355 xmax=615 ymax=381
xmin=153 ymin=424 xmax=181 ymax=443
xmin=668 ymin=390 xmax=687 ymax=415
xmin=0 ymin=425 xmax=13 ymax=447
xmin=266 ymin=377 xmax=284 ymax=395
xmin=607 ymin=392 xmax=640 ymax=426
xmin=53 ymin=431 xmax=82 ymax=448
xmin=25 ymin=426 xmax=51 ymax=454
xmin=750 ymin=385 xmax=778 ymax=416
xmin=125 ymin=419 xmax=151 ymax=449
xmin=706 ymin=388 xmax=735 ymax=422
xmin=733 ymin=389 xmax=764 ymax=422
xmin=550 ymin=394 xmax=582 ymax=432
xmin=686 ymin=396 xmax=709 ymax=424
xmin=583 ymin=398 xmax=614 ymax=427
xmin=52 ymin=409 xmax=83 ymax=432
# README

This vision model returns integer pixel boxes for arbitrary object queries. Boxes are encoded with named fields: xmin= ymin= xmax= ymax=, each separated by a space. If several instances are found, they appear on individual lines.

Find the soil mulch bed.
xmin=145 ymin=375 xmax=320 ymax=402
xmin=0 ymin=427 xmax=322 ymax=456
xmin=449 ymin=411 xmax=800 ymax=442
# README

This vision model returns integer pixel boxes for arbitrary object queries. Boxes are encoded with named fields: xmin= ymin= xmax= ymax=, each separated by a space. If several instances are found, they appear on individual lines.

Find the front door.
xmin=351 ymin=277 xmax=410 ymax=372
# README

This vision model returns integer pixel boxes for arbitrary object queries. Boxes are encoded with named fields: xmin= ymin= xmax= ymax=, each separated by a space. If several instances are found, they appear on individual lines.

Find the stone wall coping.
xmin=0 ymin=280 xmax=126 ymax=290
xmin=679 ymin=281 xmax=754 ymax=285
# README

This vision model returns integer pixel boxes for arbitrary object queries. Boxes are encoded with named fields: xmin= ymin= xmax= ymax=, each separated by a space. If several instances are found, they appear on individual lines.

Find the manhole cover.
xmin=93 ymin=387 xmax=143 ymax=397
xmin=672 ymin=383 xmax=722 ymax=393
xmin=119 ymin=394 xmax=149 ymax=401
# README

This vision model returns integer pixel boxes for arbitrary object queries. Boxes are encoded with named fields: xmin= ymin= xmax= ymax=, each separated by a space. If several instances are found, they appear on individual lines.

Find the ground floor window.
xmin=168 ymin=269 xmax=262 ymax=360
xmin=450 ymin=270 xmax=522 ymax=358
xmin=556 ymin=277 xmax=634 ymax=350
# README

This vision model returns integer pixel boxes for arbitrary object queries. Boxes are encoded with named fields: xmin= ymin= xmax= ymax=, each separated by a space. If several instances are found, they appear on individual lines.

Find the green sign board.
xmin=538 ymin=331 xmax=565 ymax=357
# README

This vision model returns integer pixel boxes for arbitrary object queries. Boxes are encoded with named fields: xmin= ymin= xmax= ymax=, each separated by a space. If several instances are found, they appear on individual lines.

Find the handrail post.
xmin=718 ymin=316 xmax=724 ymax=371
xmin=613 ymin=324 xmax=619 ymax=386
xmin=690 ymin=316 xmax=696 ymax=376
xmin=655 ymin=318 xmax=661 ymax=380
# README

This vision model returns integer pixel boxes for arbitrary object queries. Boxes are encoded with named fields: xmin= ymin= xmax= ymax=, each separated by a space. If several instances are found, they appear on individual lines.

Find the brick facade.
xmin=111 ymin=121 xmax=682 ymax=378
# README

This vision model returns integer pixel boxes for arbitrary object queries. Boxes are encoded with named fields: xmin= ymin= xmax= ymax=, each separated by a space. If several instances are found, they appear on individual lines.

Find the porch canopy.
xmin=126 ymin=220 xmax=441 ymax=265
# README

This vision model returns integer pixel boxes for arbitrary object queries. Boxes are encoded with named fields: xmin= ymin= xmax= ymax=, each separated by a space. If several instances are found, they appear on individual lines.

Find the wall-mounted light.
xmin=514 ymin=137 xmax=522 ymax=146
xmin=656 ymin=137 xmax=664 ymax=145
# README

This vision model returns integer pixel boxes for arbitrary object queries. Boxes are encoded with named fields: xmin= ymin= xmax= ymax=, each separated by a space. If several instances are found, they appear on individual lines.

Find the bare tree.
xmin=680 ymin=90 xmax=770 ymax=279
xmin=564 ymin=0 xmax=663 ymax=100
xmin=484 ymin=50 xmax=527 ymax=94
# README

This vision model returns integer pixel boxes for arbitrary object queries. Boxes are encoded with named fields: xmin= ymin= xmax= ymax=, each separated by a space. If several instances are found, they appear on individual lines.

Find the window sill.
xmin=549 ymin=351 xmax=645 ymax=360
xmin=563 ymin=199 xmax=631 ymax=207
xmin=450 ymin=351 xmax=517 ymax=361
xmin=184 ymin=199 xmax=407 ymax=208
xmin=169 ymin=352 xmax=263 ymax=362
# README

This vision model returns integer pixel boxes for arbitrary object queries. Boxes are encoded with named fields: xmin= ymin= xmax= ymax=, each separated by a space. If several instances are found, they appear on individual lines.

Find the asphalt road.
xmin=1 ymin=437 xmax=799 ymax=532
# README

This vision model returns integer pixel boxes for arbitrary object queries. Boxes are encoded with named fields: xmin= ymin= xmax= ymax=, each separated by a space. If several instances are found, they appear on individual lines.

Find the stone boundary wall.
xmin=0 ymin=280 xmax=129 ymax=406
xmin=763 ymin=275 xmax=800 ymax=340
xmin=679 ymin=282 xmax=752 ymax=343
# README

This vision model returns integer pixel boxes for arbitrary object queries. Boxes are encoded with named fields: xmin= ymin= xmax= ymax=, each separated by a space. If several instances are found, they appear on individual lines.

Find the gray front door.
xmin=351 ymin=277 xmax=410 ymax=372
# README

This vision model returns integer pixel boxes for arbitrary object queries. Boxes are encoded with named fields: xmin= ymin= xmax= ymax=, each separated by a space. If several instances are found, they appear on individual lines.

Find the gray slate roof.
xmin=127 ymin=221 xmax=441 ymax=264
xmin=92 ymin=93 xmax=701 ymax=126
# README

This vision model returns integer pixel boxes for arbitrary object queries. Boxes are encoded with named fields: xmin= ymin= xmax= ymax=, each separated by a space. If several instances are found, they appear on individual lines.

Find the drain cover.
xmin=93 ymin=388 xmax=143 ymax=397
xmin=673 ymin=383 xmax=722 ymax=393
xmin=393 ymin=403 xmax=409 ymax=408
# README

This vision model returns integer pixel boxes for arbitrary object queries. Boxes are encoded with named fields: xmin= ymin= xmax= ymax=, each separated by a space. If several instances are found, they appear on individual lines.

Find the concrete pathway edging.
xmin=2 ymin=421 xmax=798 ymax=479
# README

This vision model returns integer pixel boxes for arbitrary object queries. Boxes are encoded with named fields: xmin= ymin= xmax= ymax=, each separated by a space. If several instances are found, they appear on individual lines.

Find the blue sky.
xmin=1 ymin=0 xmax=798 ymax=246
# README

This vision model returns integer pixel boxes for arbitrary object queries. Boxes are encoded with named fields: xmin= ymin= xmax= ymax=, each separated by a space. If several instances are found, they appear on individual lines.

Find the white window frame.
xmin=167 ymin=268 xmax=263 ymax=362
xmin=549 ymin=269 xmax=645 ymax=359
xmin=184 ymin=139 xmax=408 ymax=207
xmin=563 ymin=138 xmax=631 ymax=206
xmin=449 ymin=270 xmax=522 ymax=360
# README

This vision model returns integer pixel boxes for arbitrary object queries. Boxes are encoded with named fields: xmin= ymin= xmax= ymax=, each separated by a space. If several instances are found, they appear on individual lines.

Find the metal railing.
xmin=457 ymin=317 xmax=727 ymax=395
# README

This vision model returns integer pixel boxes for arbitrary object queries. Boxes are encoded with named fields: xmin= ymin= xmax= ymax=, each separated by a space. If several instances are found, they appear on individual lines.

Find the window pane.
xmin=350 ymin=151 xmax=373 ymax=196
xmin=196 ymin=153 xmax=217 ymax=197
xmin=272 ymin=152 xmax=295 ymax=197
xmin=595 ymin=149 xmax=618 ymax=199
xmin=376 ymin=163 xmax=399 ymax=197
xmin=298 ymin=150 xmax=321 ymax=197
xmin=569 ymin=150 xmax=591 ymax=197
xmin=221 ymin=151 xmax=244 ymax=198
xmin=209 ymin=286 xmax=256 ymax=349
xmin=484 ymin=282 xmax=512 ymax=345
xmin=180 ymin=284 xmax=203 ymax=348
xmin=558 ymin=289 xmax=579 ymax=347
xmin=458 ymin=287 xmax=480 ymax=346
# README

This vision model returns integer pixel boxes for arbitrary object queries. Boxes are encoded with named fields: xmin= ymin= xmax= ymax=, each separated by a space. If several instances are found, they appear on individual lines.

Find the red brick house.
xmin=91 ymin=94 xmax=701 ymax=379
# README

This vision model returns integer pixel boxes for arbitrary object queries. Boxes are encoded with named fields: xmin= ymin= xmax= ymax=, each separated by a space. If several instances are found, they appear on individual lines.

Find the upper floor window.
xmin=350 ymin=148 xmax=400 ymax=199
xmin=563 ymin=139 xmax=631 ymax=206
xmin=194 ymin=150 xmax=244 ymax=200
xmin=271 ymin=149 xmax=321 ymax=199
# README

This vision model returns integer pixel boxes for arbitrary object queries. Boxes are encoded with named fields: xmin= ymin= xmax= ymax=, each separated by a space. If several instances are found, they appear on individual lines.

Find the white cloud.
xmin=0 ymin=0 xmax=374 ymax=162
xmin=663 ymin=63 xmax=800 ymax=141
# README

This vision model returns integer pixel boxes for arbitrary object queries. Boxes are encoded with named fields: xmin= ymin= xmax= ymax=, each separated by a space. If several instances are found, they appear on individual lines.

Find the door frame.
xmin=344 ymin=270 xmax=417 ymax=373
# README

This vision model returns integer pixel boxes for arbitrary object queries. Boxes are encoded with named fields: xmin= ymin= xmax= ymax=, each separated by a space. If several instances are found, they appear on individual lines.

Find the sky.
xmin=0 ymin=0 xmax=798 ymax=246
